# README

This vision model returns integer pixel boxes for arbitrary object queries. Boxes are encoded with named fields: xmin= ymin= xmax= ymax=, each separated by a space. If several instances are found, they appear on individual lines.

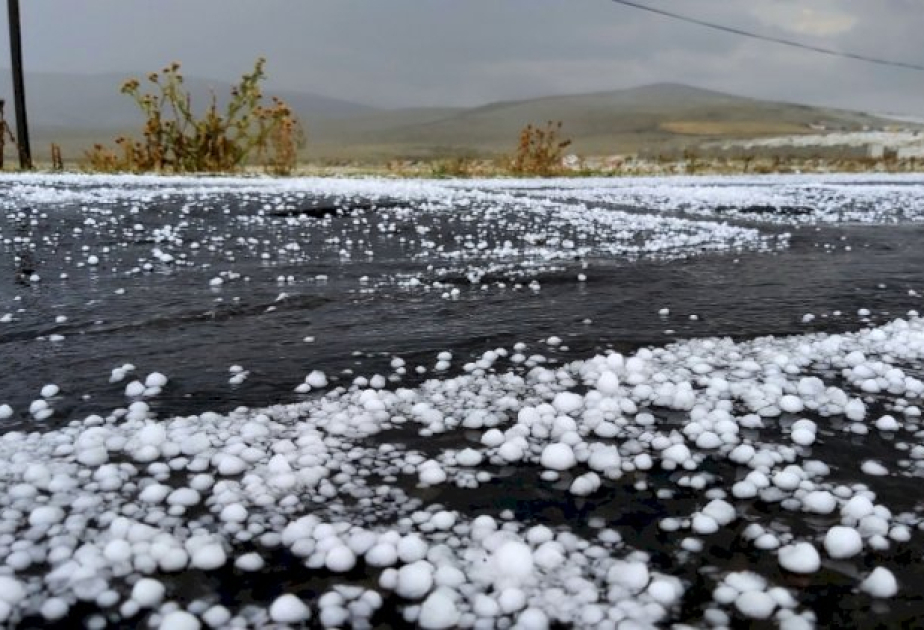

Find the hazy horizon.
xmin=0 ymin=1 xmax=922 ymax=116
xmin=0 ymin=68 xmax=898 ymax=117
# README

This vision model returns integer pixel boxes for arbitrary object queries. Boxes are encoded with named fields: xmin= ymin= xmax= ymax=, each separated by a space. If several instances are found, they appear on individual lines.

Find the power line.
xmin=610 ymin=0 xmax=924 ymax=73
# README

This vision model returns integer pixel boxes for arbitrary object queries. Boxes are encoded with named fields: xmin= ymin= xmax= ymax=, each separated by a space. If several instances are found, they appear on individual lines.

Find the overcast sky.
xmin=2 ymin=0 xmax=923 ymax=114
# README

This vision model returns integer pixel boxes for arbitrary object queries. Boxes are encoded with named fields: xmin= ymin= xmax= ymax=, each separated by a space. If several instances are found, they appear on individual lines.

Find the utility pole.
xmin=7 ymin=0 xmax=31 ymax=169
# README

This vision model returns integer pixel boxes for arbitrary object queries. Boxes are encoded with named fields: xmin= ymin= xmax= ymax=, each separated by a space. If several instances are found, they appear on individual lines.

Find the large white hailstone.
xmin=607 ymin=561 xmax=649 ymax=593
xmin=103 ymin=539 xmax=131 ymax=564
xmin=139 ymin=484 xmax=171 ymax=504
xmin=473 ymin=594 xmax=500 ymax=618
xmin=217 ymin=455 xmax=247 ymax=476
xmin=131 ymin=578 xmax=165 ymax=607
xmin=418 ymin=589 xmax=460 ymax=629
xmin=540 ymin=443 xmax=576 ymax=471
xmin=219 ymin=503 xmax=248 ymax=523
xmin=647 ymin=577 xmax=682 ymax=606
xmin=455 ymin=448 xmax=483 ymax=467
xmin=692 ymin=514 xmax=719 ymax=535
xmin=772 ymin=469 xmax=801 ymax=491
xmin=552 ymin=392 xmax=583 ymax=414
xmin=492 ymin=541 xmax=534 ymax=584
xmin=167 ymin=488 xmax=201 ymax=507
xmin=661 ymin=443 xmax=692 ymax=467
xmin=701 ymin=499 xmax=736 ymax=526
xmin=418 ymin=461 xmax=447 ymax=485
xmin=823 ymin=526 xmax=863 ymax=559
xmin=802 ymin=491 xmax=837 ymax=515
xmin=145 ymin=372 xmax=168 ymax=388
xmin=725 ymin=571 xmax=767 ymax=594
xmin=365 ymin=543 xmax=398 ymax=567
xmin=735 ymin=590 xmax=776 ymax=619
xmin=434 ymin=565 xmax=465 ymax=589
xmin=596 ymin=371 xmax=619 ymax=395
xmin=305 ymin=370 xmax=328 ymax=388
xmin=159 ymin=548 xmax=190 ymax=573
xmin=498 ymin=587 xmax=527 ymax=613
xmin=325 ymin=546 xmax=357 ymax=573
xmin=0 ymin=576 xmax=25 ymax=605
xmin=860 ymin=567 xmax=898 ymax=598
xmin=587 ymin=446 xmax=620 ymax=474
xmin=158 ymin=611 xmax=200 ymax=630
xmin=875 ymin=415 xmax=900 ymax=431
xmin=190 ymin=543 xmax=226 ymax=570
xmin=844 ymin=398 xmax=866 ymax=421
xmin=778 ymin=395 xmax=804 ymax=413
xmin=235 ymin=553 xmax=265 ymax=572
xmin=841 ymin=495 xmax=875 ymax=521
xmin=269 ymin=594 xmax=312 ymax=623
xmin=396 ymin=561 xmax=434 ymax=599
xmin=516 ymin=608 xmax=550 ymax=629
xmin=77 ymin=444 xmax=108 ymax=467
xmin=125 ymin=381 xmax=145 ymax=397
xmin=861 ymin=460 xmax=889 ymax=476
xmin=695 ymin=432 xmax=722 ymax=449
xmin=797 ymin=376 xmax=825 ymax=397
xmin=40 ymin=598 xmax=69 ymax=621
xmin=791 ymin=427 xmax=815 ymax=446
xmin=498 ymin=442 xmax=525 ymax=463
xmin=28 ymin=505 xmax=65 ymax=527
xmin=28 ymin=399 xmax=48 ymax=416
xmin=481 ymin=429 xmax=505 ymax=447
xmin=429 ymin=511 xmax=456 ymax=531
xmin=778 ymin=542 xmax=820 ymax=574
xmin=569 ymin=472 xmax=601 ymax=496
xmin=532 ymin=542 xmax=565 ymax=571
xmin=137 ymin=423 xmax=167 ymax=447
xmin=202 ymin=606 xmax=231 ymax=628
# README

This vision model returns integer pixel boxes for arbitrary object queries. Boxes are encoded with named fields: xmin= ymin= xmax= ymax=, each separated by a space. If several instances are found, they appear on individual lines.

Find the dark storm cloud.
xmin=1 ymin=0 xmax=922 ymax=114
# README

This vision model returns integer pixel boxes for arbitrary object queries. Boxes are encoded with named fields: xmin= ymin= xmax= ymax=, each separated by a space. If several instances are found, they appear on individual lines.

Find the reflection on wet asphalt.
xmin=1 ymin=197 xmax=920 ymax=425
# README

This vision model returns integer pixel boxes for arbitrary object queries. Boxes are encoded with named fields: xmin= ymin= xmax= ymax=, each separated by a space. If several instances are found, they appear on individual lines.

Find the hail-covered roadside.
xmin=0 ymin=173 xmax=923 ymax=628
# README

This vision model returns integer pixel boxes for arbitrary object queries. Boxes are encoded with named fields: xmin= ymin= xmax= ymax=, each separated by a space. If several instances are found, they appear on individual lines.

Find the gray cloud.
xmin=1 ymin=0 xmax=922 ymax=114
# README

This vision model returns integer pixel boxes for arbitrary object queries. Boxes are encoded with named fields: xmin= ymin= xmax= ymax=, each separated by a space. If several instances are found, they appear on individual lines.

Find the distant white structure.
xmin=711 ymin=131 xmax=924 ymax=158
xmin=561 ymin=154 xmax=581 ymax=169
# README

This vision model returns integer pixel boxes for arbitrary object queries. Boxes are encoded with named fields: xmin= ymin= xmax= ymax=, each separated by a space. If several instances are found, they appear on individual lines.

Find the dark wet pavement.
xmin=0 ymin=188 xmax=921 ymax=429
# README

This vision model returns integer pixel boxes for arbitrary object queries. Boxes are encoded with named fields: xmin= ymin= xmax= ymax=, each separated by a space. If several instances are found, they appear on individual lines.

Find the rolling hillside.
xmin=0 ymin=70 xmax=908 ymax=163
xmin=306 ymin=84 xmax=901 ymax=160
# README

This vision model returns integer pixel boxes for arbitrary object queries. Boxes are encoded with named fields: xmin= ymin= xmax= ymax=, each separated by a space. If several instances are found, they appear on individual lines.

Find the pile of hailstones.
xmin=0 ymin=316 xmax=923 ymax=628
xmin=505 ymin=178 xmax=924 ymax=226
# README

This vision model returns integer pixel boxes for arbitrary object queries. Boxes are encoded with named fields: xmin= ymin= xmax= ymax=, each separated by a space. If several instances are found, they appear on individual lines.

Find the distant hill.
xmin=0 ymin=68 xmax=375 ymax=128
xmin=307 ymin=83 xmax=904 ymax=160
xmin=0 ymin=71 xmax=909 ymax=163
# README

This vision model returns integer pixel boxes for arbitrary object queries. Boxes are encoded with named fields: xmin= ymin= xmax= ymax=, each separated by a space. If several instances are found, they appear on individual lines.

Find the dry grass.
xmin=508 ymin=121 xmax=572 ymax=176
xmin=83 ymin=59 xmax=304 ymax=174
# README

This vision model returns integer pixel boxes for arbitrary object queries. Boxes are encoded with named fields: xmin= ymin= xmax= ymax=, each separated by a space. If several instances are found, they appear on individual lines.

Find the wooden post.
xmin=0 ymin=99 xmax=5 ymax=170
xmin=7 ymin=0 xmax=31 ymax=169
xmin=50 ymin=142 xmax=62 ymax=170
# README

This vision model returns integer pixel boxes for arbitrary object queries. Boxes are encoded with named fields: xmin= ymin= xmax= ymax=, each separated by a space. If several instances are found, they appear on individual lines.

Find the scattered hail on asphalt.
xmin=0 ymin=173 xmax=922 ymax=628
